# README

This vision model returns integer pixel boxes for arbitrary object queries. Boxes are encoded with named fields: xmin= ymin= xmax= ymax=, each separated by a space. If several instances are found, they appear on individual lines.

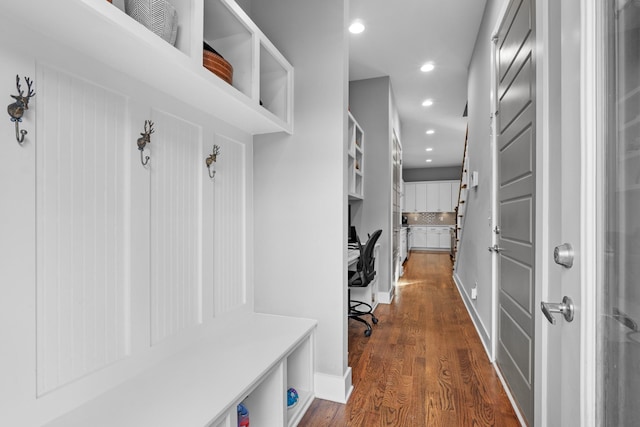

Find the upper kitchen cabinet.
xmin=404 ymin=182 xmax=415 ymax=212
xmin=1 ymin=0 xmax=294 ymax=135
xmin=403 ymin=181 xmax=460 ymax=213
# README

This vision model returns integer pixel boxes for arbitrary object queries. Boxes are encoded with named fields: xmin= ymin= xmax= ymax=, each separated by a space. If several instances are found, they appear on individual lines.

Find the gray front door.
xmin=494 ymin=0 xmax=536 ymax=423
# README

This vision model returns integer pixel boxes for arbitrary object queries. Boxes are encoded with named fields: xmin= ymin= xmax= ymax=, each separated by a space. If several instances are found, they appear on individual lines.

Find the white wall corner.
xmin=314 ymin=368 xmax=353 ymax=404
xmin=377 ymin=287 xmax=395 ymax=304
xmin=452 ymin=273 xmax=493 ymax=361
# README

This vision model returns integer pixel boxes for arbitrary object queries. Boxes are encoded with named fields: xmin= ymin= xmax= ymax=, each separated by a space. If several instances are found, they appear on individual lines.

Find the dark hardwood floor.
xmin=298 ymin=251 xmax=520 ymax=426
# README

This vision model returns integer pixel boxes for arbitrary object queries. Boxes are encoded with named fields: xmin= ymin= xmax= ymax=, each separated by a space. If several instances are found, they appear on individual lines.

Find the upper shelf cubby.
xmin=204 ymin=0 xmax=254 ymax=99
xmin=260 ymin=42 xmax=292 ymax=124
xmin=3 ymin=0 xmax=293 ymax=135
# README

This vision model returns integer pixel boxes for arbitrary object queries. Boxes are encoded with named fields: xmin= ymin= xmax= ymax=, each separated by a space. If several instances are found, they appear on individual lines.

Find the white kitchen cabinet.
xmin=426 ymin=227 xmax=440 ymax=248
xmin=410 ymin=226 xmax=427 ymax=247
xmin=405 ymin=181 xmax=459 ymax=212
xmin=427 ymin=182 xmax=452 ymax=212
xmin=451 ymin=181 xmax=460 ymax=211
xmin=439 ymin=182 xmax=452 ymax=212
xmin=410 ymin=226 xmax=452 ymax=250
xmin=404 ymin=182 xmax=416 ymax=212
xmin=415 ymin=183 xmax=427 ymax=212
xmin=425 ymin=183 xmax=438 ymax=212
xmin=439 ymin=228 xmax=452 ymax=249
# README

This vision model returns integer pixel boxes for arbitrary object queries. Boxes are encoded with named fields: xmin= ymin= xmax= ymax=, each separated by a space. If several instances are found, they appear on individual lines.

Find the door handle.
xmin=488 ymin=244 xmax=505 ymax=253
xmin=541 ymin=296 xmax=574 ymax=324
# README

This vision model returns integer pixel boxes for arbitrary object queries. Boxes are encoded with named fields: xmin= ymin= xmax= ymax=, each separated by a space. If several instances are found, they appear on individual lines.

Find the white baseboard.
xmin=452 ymin=272 xmax=492 ymax=361
xmin=377 ymin=287 xmax=394 ymax=304
xmin=314 ymin=368 xmax=353 ymax=404
xmin=493 ymin=363 xmax=528 ymax=427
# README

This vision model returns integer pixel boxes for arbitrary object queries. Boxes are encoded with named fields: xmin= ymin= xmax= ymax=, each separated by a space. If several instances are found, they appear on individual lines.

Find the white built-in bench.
xmin=44 ymin=314 xmax=317 ymax=427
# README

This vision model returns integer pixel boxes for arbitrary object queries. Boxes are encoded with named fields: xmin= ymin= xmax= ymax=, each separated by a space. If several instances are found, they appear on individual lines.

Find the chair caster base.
xmin=364 ymin=329 xmax=372 ymax=337
xmin=372 ymin=317 xmax=378 ymax=324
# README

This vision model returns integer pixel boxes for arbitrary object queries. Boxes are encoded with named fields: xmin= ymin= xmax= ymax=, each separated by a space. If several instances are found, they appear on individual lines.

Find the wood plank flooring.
xmin=298 ymin=251 xmax=520 ymax=426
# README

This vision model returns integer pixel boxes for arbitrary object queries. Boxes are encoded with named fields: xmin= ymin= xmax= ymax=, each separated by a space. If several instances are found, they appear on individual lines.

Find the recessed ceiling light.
xmin=426 ymin=159 xmax=433 ymax=163
xmin=426 ymin=129 xmax=435 ymax=135
xmin=349 ymin=21 xmax=365 ymax=34
xmin=426 ymin=148 xmax=433 ymax=152
xmin=422 ymin=99 xmax=433 ymax=107
xmin=420 ymin=63 xmax=435 ymax=72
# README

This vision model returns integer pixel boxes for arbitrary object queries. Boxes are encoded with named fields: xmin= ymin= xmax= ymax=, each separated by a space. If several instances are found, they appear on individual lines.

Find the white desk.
xmin=348 ymin=247 xmax=360 ymax=265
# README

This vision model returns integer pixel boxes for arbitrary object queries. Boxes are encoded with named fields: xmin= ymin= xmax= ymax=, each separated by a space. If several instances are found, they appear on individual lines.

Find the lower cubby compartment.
xmin=240 ymin=364 xmax=285 ymax=426
xmin=285 ymin=335 xmax=314 ymax=427
xmin=210 ymin=332 xmax=315 ymax=427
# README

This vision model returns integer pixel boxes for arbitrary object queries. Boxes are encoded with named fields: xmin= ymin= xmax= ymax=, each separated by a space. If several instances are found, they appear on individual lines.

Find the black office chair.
xmin=348 ymin=229 xmax=382 ymax=336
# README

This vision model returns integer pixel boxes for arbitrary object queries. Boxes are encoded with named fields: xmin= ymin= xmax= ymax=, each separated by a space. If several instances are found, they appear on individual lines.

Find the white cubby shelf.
xmin=5 ymin=0 xmax=293 ymax=135
xmin=348 ymin=111 xmax=364 ymax=200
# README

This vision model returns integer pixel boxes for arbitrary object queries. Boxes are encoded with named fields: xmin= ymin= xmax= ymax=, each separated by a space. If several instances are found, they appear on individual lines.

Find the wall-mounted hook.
xmin=137 ymin=120 xmax=154 ymax=166
xmin=206 ymin=144 xmax=221 ymax=179
xmin=7 ymin=75 xmax=35 ymax=144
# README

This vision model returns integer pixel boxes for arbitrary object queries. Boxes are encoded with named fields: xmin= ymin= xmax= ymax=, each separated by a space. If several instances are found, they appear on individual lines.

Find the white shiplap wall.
xmin=150 ymin=110 xmax=203 ymax=345
xmin=213 ymin=134 xmax=246 ymax=316
xmin=36 ymin=65 xmax=130 ymax=394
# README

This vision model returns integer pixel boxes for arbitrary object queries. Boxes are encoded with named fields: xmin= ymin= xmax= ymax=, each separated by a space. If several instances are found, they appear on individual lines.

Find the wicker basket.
xmin=203 ymin=50 xmax=233 ymax=85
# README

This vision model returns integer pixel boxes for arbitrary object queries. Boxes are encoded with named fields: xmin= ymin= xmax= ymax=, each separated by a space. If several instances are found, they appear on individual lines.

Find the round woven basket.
xmin=203 ymin=50 xmax=233 ymax=85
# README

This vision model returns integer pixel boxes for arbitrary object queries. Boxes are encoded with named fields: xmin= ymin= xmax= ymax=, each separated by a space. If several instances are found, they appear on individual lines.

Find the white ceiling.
xmin=349 ymin=0 xmax=487 ymax=169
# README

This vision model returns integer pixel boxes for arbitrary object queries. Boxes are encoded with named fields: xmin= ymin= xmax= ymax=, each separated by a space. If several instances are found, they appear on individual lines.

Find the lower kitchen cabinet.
xmin=410 ymin=227 xmax=427 ymax=248
xmin=426 ymin=228 xmax=440 ymax=248
xmin=439 ymin=231 xmax=451 ymax=249
xmin=409 ymin=226 xmax=452 ymax=250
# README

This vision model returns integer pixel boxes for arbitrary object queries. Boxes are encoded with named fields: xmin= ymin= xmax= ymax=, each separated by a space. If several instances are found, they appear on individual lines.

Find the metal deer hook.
xmin=206 ymin=145 xmax=221 ymax=179
xmin=137 ymin=120 xmax=154 ymax=166
xmin=7 ymin=75 xmax=35 ymax=144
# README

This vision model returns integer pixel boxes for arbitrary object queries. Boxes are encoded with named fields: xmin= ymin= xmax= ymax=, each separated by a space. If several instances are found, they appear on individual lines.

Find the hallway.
xmin=299 ymin=252 xmax=520 ymax=426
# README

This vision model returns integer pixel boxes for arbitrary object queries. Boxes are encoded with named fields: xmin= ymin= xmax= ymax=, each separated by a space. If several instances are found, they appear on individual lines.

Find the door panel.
xmin=495 ymin=0 xmax=536 ymax=423
xmin=499 ymin=0 xmax=533 ymax=83
xmin=501 ymin=257 xmax=533 ymax=312
xmin=499 ymin=55 xmax=534 ymax=133
xmin=500 ymin=308 xmax=533 ymax=383
xmin=500 ymin=126 xmax=534 ymax=185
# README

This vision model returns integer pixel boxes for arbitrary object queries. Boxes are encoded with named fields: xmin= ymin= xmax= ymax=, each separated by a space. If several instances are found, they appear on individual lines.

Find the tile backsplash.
xmin=404 ymin=212 xmax=456 ymax=225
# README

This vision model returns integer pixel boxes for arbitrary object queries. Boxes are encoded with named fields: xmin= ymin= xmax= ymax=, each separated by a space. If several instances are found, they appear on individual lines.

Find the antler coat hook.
xmin=206 ymin=145 xmax=221 ymax=179
xmin=7 ymin=75 xmax=35 ymax=144
xmin=137 ymin=120 xmax=154 ymax=166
